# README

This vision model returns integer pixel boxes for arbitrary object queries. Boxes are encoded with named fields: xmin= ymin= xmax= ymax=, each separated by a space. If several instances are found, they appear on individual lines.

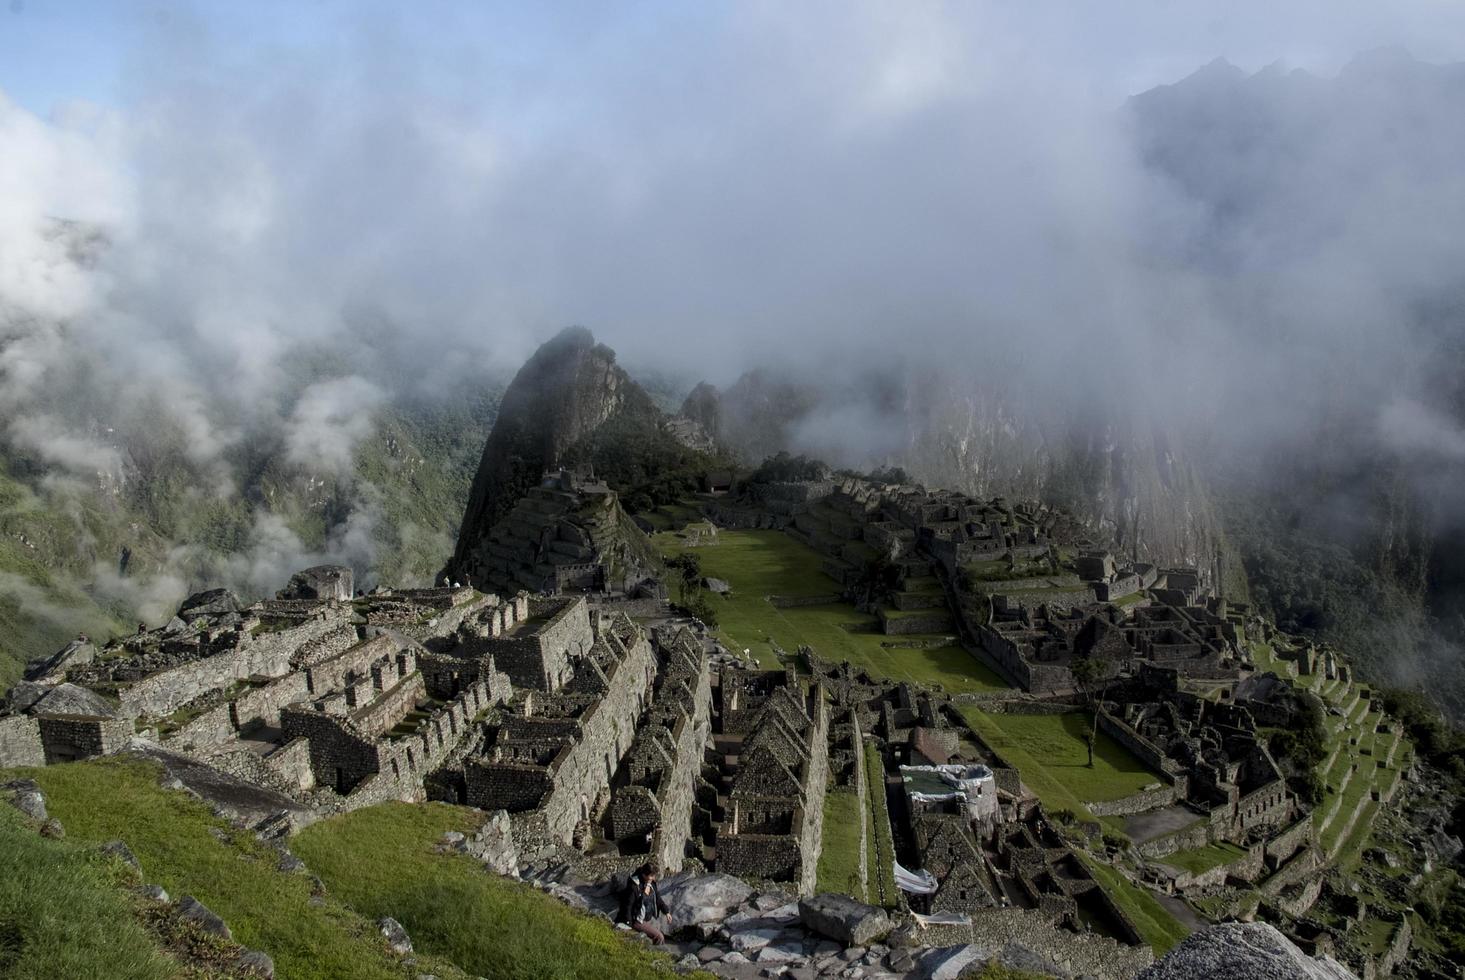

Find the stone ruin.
xmin=0 ymin=465 xmax=1388 ymax=979
xmin=448 ymin=465 xmax=661 ymax=600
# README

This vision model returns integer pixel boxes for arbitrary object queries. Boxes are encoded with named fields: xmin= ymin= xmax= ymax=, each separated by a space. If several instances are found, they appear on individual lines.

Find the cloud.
xmin=1378 ymin=398 xmax=1465 ymax=461
xmin=284 ymin=376 xmax=386 ymax=476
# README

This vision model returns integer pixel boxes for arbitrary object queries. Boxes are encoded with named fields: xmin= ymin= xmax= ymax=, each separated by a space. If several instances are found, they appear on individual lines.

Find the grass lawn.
xmin=959 ymin=709 xmax=1163 ymax=808
xmin=1161 ymin=841 xmax=1249 ymax=875
xmin=1077 ymin=853 xmax=1189 ymax=954
xmin=815 ymin=788 xmax=867 ymax=901
xmin=295 ymin=802 xmax=702 ymax=980
xmin=0 ymin=804 xmax=175 ymax=980
xmin=656 ymin=529 xmax=1009 ymax=694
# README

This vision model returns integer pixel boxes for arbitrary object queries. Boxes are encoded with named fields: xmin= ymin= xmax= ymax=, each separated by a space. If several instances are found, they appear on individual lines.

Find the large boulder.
xmin=277 ymin=565 xmax=354 ymax=602
xmin=798 ymin=894 xmax=894 ymax=947
xmin=177 ymin=588 xmax=242 ymax=622
xmin=23 ymin=637 xmax=96 ymax=682
xmin=1139 ymin=923 xmax=1357 ymax=980
xmin=660 ymin=873 xmax=755 ymax=926
xmin=31 ymin=683 xmax=118 ymax=718
xmin=2 ymin=681 xmax=51 ymax=714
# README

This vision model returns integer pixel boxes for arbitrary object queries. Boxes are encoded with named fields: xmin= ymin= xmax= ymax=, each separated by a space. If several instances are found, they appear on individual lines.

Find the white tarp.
xmin=899 ymin=764 xmax=1000 ymax=823
xmin=913 ymin=911 xmax=972 ymax=927
xmin=893 ymin=860 xmax=938 ymax=895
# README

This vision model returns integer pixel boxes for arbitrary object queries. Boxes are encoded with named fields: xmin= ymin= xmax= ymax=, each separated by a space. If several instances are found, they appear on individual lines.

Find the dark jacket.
xmin=616 ymin=872 xmax=669 ymax=925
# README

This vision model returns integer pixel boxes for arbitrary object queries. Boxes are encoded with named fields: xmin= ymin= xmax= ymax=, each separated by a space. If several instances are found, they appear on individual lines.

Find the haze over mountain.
xmin=2 ymin=5 xmax=1465 ymax=708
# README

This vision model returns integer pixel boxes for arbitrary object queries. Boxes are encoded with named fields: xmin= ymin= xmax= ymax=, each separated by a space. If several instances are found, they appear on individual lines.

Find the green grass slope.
xmin=294 ymin=803 xmax=700 ymax=980
xmin=13 ymin=758 xmax=432 ymax=980
xmin=0 ymin=804 xmax=176 ymax=980
xmin=4 ymin=757 xmax=699 ymax=980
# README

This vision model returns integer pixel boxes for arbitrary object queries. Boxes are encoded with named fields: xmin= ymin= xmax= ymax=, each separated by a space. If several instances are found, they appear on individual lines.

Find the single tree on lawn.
xmin=1070 ymin=654 xmax=1112 ymax=768
xmin=665 ymin=552 xmax=702 ymax=605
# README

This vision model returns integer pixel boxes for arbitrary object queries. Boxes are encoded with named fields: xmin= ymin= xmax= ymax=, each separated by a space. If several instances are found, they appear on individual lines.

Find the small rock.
xmin=39 ymin=817 xmax=65 ymax=839
xmin=277 ymin=853 xmax=306 ymax=873
xmin=729 ymin=926 xmax=783 ymax=952
xmin=178 ymin=896 xmax=232 ymax=939
xmin=885 ymin=949 xmax=916 ymax=973
xmin=755 ymin=940 xmax=804 ymax=964
xmin=100 ymin=839 xmax=141 ymax=871
xmin=442 ymin=831 xmax=466 ymax=845
xmin=840 ymin=947 xmax=864 ymax=961
xmin=6 ymin=785 xmax=48 ymax=822
xmin=309 ymin=876 xmax=327 ymax=896
xmin=140 ymin=884 xmax=170 ymax=903
xmin=379 ymin=916 xmax=413 ymax=954
xmin=677 ymin=953 xmax=701 ymax=969
xmin=752 ymin=891 xmax=797 ymax=911
xmin=722 ymin=951 xmax=750 ymax=964
xmin=236 ymin=949 xmax=275 ymax=978
xmin=697 ymin=946 xmax=723 ymax=962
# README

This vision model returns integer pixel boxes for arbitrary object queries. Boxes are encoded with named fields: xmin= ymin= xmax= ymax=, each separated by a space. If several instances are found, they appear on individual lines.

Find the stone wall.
xmin=1173 ymin=842 xmax=1266 ymax=893
xmin=352 ymin=674 xmax=427 ymax=738
xmin=163 ymin=701 xmax=237 ymax=753
xmin=118 ymin=618 xmax=335 ymax=719
xmin=471 ymin=630 xmax=657 ymax=845
xmin=1096 ymin=710 xmax=1186 ymax=793
xmin=915 ymin=905 xmax=1154 ymax=978
xmin=717 ymin=833 xmax=803 ymax=881
xmin=1136 ymin=819 xmax=1212 ymax=860
xmin=37 ymin=715 xmax=133 ymax=763
xmin=1230 ymin=778 xmax=1291 ymax=835
xmin=1263 ymin=813 xmax=1314 ymax=870
xmin=206 ymin=736 xmax=315 ymax=795
xmin=878 ymin=610 xmax=953 ymax=636
xmin=306 ymin=634 xmax=398 ymax=695
xmin=484 ymin=597 xmax=594 ymax=692
xmin=768 ymin=594 xmax=844 ymax=608
xmin=1087 ymin=782 xmax=1178 ymax=817
xmin=650 ymin=657 xmax=713 ymax=872
xmin=0 ymin=715 xmax=44 ymax=767
xmin=234 ymin=673 xmax=311 ymax=729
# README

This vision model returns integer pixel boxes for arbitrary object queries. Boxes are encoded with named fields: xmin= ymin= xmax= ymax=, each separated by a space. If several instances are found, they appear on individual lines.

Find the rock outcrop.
xmin=1138 ymin=922 xmax=1357 ymax=980
xmin=448 ymin=327 xmax=665 ymax=582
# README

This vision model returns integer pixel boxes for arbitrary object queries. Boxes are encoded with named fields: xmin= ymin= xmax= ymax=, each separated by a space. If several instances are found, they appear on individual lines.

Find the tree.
xmin=1070 ymin=654 xmax=1112 ymax=768
xmin=665 ymin=552 xmax=702 ymax=605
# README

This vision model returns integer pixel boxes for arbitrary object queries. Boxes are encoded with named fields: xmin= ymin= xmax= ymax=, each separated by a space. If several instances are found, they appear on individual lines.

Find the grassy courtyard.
xmin=815 ymin=787 xmax=867 ymax=901
xmin=1161 ymin=841 xmax=1249 ymax=875
xmin=655 ymin=528 xmax=1008 ymax=694
xmin=958 ymin=708 xmax=1164 ymax=813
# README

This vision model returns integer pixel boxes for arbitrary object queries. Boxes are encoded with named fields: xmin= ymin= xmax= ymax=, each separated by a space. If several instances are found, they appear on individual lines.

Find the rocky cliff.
xmin=448 ymin=327 xmax=714 ymax=584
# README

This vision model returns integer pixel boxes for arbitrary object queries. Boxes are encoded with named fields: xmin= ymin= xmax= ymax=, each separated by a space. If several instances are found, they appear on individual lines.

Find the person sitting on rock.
xmin=616 ymin=861 xmax=671 ymax=944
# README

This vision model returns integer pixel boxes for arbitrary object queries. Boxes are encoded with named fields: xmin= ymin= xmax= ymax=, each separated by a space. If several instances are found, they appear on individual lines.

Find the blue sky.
xmin=7 ymin=0 xmax=1465 ymax=119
